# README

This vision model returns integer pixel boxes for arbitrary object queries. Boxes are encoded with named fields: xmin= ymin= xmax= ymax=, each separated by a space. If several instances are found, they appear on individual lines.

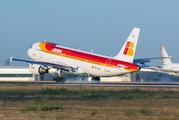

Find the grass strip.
xmin=21 ymin=103 xmax=63 ymax=112
xmin=0 ymin=85 xmax=179 ymax=101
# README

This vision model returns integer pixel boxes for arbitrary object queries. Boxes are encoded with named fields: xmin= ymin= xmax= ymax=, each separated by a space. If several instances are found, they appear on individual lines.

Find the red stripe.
xmin=44 ymin=42 xmax=138 ymax=70
xmin=45 ymin=43 xmax=54 ymax=51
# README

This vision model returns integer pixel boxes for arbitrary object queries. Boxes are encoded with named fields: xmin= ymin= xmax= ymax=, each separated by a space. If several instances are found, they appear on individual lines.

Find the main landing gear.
xmin=91 ymin=76 xmax=100 ymax=83
xmin=56 ymin=77 xmax=65 ymax=84
xmin=56 ymin=69 xmax=65 ymax=84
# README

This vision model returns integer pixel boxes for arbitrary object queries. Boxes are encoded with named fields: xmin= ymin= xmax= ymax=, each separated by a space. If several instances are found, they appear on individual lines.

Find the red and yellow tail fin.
xmin=114 ymin=28 xmax=140 ymax=63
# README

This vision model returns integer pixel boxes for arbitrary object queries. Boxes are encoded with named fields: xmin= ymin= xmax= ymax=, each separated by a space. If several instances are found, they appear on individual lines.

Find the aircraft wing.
xmin=10 ymin=57 xmax=77 ymax=72
xmin=133 ymin=57 xmax=168 ymax=65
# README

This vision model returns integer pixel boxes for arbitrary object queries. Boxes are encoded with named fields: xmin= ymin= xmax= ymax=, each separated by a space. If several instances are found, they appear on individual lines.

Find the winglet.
xmin=169 ymin=55 xmax=172 ymax=60
xmin=114 ymin=28 xmax=140 ymax=63
xmin=9 ymin=56 xmax=13 ymax=62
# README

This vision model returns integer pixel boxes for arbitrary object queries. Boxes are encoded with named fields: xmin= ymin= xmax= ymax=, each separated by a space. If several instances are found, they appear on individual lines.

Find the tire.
xmin=96 ymin=77 xmax=100 ymax=83
xmin=56 ymin=77 xmax=65 ymax=84
xmin=91 ymin=77 xmax=100 ymax=83
xmin=92 ymin=77 xmax=96 ymax=80
xmin=61 ymin=77 xmax=65 ymax=83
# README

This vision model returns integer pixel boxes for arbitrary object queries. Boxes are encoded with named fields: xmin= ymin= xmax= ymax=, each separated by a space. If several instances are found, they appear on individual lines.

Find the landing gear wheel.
xmin=96 ymin=77 xmax=100 ymax=80
xmin=91 ymin=77 xmax=100 ymax=83
xmin=92 ymin=77 xmax=96 ymax=80
xmin=96 ymin=77 xmax=100 ymax=83
xmin=56 ymin=77 xmax=65 ymax=84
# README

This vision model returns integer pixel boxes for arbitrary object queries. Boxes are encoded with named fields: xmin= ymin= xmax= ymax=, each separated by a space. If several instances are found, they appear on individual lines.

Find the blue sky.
xmin=0 ymin=0 xmax=179 ymax=66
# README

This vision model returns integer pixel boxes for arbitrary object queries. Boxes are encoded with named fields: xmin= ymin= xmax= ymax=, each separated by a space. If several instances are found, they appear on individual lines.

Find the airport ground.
xmin=0 ymin=83 xmax=179 ymax=119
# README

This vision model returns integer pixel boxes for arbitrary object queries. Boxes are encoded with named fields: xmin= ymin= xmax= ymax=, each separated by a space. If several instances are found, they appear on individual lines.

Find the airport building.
xmin=0 ymin=66 xmax=34 ymax=81
xmin=0 ymin=66 xmax=59 ymax=81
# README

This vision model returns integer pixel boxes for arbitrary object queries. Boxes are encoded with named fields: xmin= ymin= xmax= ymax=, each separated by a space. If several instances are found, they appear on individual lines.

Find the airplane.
xmin=10 ymin=28 xmax=165 ymax=83
xmin=147 ymin=44 xmax=179 ymax=76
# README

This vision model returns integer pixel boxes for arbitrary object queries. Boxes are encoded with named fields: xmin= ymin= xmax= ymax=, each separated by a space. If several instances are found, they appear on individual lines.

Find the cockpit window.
xmin=29 ymin=46 xmax=32 ymax=49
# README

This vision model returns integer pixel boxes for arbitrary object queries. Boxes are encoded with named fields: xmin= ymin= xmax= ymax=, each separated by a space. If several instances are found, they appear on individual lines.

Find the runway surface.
xmin=1 ymin=81 xmax=179 ymax=87
xmin=41 ymin=81 xmax=179 ymax=87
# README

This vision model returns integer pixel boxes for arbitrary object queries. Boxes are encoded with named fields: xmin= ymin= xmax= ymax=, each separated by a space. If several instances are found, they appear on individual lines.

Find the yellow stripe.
xmin=39 ymin=42 xmax=47 ymax=51
xmin=125 ymin=68 xmax=138 ymax=71
xmin=40 ymin=46 xmax=137 ymax=71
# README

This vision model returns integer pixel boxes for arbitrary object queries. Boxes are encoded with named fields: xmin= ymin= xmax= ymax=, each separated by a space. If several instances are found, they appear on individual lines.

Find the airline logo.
xmin=123 ymin=41 xmax=134 ymax=56
xmin=52 ymin=48 xmax=62 ymax=53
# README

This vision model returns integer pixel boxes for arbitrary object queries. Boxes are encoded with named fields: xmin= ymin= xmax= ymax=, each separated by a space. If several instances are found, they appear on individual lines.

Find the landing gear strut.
xmin=91 ymin=76 xmax=100 ymax=83
xmin=56 ymin=69 xmax=65 ymax=84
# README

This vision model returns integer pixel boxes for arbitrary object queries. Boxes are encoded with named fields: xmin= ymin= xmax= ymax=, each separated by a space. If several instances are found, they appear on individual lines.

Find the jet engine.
xmin=29 ymin=64 xmax=48 ymax=75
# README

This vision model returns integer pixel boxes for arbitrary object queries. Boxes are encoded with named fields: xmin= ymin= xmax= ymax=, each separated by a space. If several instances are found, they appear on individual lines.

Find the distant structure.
xmin=4 ymin=59 xmax=9 ymax=66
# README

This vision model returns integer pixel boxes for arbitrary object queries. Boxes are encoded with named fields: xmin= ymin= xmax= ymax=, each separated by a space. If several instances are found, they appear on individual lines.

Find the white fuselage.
xmin=27 ymin=42 xmax=139 ymax=77
xmin=162 ymin=63 xmax=179 ymax=71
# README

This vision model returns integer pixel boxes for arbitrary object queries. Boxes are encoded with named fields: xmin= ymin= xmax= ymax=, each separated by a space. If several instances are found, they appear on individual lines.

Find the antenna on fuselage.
xmin=44 ymin=39 xmax=46 ymax=42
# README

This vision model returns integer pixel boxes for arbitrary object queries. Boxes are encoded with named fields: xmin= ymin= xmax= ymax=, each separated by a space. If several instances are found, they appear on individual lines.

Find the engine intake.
xmin=29 ymin=64 xmax=48 ymax=75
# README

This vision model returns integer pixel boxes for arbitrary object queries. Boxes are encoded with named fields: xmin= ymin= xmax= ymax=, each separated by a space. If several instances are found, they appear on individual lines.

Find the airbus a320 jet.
xmin=10 ymin=28 xmax=164 ymax=83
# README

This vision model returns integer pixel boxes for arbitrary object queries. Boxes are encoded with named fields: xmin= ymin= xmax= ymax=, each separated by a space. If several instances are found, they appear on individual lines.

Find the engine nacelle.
xmin=29 ymin=64 xmax=48 ymax=75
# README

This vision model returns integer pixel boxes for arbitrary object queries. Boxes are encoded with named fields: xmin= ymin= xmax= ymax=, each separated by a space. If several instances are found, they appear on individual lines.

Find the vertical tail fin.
xmin=160 ymin=44 xmax=172 ymax=64
xmin=114 ymin=28 xmax=140 ymax=63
